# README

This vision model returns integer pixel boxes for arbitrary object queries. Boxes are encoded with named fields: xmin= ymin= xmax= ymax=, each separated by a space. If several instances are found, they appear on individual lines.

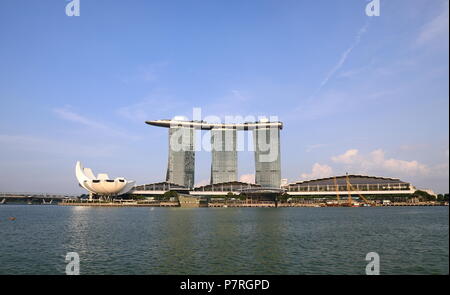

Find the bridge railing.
xmin=0 ymin=192 xmax=79 ymax=198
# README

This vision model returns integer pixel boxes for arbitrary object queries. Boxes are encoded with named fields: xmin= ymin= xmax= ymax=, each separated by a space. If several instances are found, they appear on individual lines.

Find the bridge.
xmin=0 ymin=192 xmax=79 ymax=204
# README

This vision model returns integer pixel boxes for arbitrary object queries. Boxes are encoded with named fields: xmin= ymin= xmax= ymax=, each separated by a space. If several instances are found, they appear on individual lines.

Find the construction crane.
xmin=333 ymin=176 xmax=340 ymax=204
xmin=345 ymin=174 xmax=374 ymax=206
xmin=345 ymin=174 xmax=354 ymax=206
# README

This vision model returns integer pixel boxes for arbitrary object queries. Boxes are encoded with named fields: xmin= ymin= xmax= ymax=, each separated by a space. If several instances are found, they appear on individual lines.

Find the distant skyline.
xmin=0 ymin=0 xmax=448 ymax=194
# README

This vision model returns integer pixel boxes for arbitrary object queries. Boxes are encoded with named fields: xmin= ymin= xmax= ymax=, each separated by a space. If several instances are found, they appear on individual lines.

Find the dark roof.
xmin=240 ymin=188 xmax=285 ymax=194
xmin=134 ymin=181 xmax=188 ymax=190
xmin=194 ymin=181 xmax=261 ymax=191
xmin=287 ymin=175 xmax=408 ymax=186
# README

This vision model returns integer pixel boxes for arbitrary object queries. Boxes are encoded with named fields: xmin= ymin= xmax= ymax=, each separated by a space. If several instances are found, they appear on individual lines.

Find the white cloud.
xmin=0 ymin=134 xmax=119 ymax=157
xmin=306 ymin=143 xmax=328 ymax=152
xmin=331 ymin=149 xmax=359 ymax=164
xmin=318 ymin=21 xmax=369 ymax=91
xmin=416 ymin=1 xmax=449 ymax=46
xmin=332 ymin=149 xmax=430 ymax=176
xmin=239 ymin=174 xmax=255 ymax=184
xmin=338 ymin=68 xmax=364 ymax=79
xmin=292 ymin=90 xmax=350 ymax=120
xmin=53 ymin=107 xmax=140 ymax=140
xmin=300 ymin=163 xmax=333 ymax=180
xmin=53 ymin=107 xmax=107 ymax=130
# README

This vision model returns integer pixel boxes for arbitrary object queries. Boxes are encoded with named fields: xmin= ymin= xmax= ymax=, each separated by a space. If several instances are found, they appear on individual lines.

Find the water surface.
xmin=0 ymin=205 xmax=448 ymax=274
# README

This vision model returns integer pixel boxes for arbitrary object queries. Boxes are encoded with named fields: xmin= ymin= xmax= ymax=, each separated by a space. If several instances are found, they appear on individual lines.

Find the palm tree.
xmin=225 ymin=192 xmax=234 ymax=204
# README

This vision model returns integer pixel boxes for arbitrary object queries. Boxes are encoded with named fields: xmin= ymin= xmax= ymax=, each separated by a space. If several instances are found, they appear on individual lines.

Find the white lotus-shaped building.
xmin=75 ymin=161 xmax=135 ymax=196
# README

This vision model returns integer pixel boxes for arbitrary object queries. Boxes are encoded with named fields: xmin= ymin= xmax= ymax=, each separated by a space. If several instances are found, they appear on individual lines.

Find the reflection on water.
xmin=0 ymin=206 xmax=448 ymax=274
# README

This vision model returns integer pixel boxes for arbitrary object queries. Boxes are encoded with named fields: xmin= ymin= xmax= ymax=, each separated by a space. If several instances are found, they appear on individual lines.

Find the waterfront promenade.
xmin=58 ymin=199 xmax=448 ymax=208
xmin=59 ymin=200 xmax=179 ymax=207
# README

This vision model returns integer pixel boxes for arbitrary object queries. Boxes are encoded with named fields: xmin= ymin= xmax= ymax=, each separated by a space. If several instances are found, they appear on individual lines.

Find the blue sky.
xmin=0 ymin=0 xmax=448 ymax=194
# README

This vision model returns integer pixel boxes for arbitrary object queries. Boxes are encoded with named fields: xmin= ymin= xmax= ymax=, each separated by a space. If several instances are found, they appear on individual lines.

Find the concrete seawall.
xmin=58 ymin=201 xmax=448 ymax=208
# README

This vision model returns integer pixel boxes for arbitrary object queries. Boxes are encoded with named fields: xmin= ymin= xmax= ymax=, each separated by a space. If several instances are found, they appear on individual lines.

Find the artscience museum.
xmin=75 ymin=161 xmax=135 ymax=198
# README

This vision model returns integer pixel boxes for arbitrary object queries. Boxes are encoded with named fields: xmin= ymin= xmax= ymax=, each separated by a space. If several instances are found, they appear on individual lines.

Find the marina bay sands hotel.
xmin=146 ymin=119 xmax=282 ymax=189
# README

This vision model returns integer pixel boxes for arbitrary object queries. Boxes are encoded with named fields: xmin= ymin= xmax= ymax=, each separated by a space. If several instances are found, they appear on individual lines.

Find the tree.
xmin=238 ymin=193 xmax=247 ymax=201
xmin=412 ymin=190 xmax=435 ymax=202
xmin=277 ymin=193 xmax=290 ymax=203
xmin=224 ymin=192 xmax=234 ymax=203
xmin=437 ymin=194 xmax=449 ymax=202
xmin=162 ymin=190 xmax=178 ymax=201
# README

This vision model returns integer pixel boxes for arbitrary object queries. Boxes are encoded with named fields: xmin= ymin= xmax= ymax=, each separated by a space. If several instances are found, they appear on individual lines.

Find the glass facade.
xmin=253 ymin=127 xmax=281 ymax=188
xmin=210 ymin=128 xmax=237 ymax=184
xmin=166 ymin=126 xmax=195 ymax=188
